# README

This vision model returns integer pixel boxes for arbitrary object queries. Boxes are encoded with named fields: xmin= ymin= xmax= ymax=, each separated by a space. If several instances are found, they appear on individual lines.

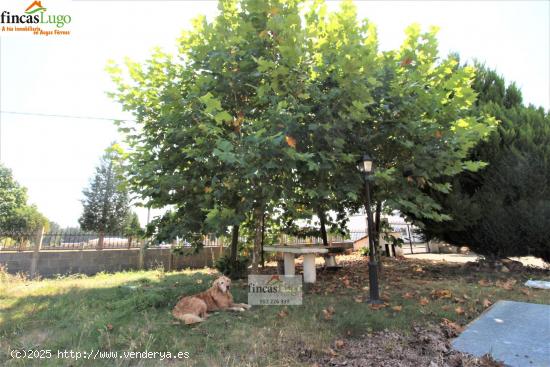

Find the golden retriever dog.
xmin=172 ymin=275 xmax=251 ymax=324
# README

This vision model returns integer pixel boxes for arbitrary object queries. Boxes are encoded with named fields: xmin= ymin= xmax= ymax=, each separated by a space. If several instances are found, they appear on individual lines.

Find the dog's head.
xmin=213 ymin=275 xmax=231 ymax=293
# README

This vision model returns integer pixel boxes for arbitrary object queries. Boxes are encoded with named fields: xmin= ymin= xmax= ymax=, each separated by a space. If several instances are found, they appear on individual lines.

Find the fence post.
xmin=406 ymin=224 xmax=414 ymax=254
xmin=219 ymin=237 xmax=224 ymax=259
xmin=168 ymin=248 xmax=173 ymax=272
xmin=139 ymin=240 xmax=146 ymax=270
xmin=18 ymin=236 xmax=25 ymax=252
xmin=30 ymin=226 xmax=44 ymax=278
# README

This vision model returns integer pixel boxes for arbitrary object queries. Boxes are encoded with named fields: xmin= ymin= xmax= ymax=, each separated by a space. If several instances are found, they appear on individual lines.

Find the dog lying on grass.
xmin=172 ymin=275 xmax=251 ymax=324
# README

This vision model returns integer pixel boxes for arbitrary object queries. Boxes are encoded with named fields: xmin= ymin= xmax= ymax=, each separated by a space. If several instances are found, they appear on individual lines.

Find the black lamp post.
xmin=357 ymin=154 xmax=382 ymax=304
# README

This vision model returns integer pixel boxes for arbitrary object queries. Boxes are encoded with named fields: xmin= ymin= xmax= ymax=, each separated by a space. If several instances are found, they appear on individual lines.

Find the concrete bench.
xmin=323 ymin=245 xmax=348 ymax=268
xmin=263 ymin=245 xmax=328 ymax=283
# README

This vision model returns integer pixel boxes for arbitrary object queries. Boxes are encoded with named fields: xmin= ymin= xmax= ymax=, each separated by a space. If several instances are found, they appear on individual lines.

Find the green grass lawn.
xmin=1 ymin=256 xmax=548 ymax=366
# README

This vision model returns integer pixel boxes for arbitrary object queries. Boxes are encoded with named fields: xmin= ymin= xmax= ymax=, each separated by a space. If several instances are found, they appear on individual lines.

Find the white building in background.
xmin=346 ymin=210 xmax=424 ymax=244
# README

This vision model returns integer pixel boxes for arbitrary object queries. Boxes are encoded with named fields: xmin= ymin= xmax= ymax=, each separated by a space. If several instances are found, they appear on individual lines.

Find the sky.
xmin=0 ymin=0 xmax=548 ymax=227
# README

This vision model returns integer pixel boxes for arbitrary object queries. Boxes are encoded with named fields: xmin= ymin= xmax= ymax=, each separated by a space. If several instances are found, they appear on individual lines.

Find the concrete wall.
xmin=0 ymin=247 xmax=226 ymax=277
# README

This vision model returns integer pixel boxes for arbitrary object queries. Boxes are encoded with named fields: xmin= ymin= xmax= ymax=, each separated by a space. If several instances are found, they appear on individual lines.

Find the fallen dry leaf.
xmin=323 ymin=347 xmax=338 ymax=356
xmin=482 ymin=299 xmax=492 ymax=308
xmin=335 ymin=340 xmax=345 ymax=349
xmin=520 ymin=289 xmax=531 ymax=296
xmin=478 ymin=279 xmax=492 ymax=287
xmin=391 ymin=305 xmax=403 ymax=312
xmin=419 ymin=297 xmax=430 ymax=306
xmin=278 ymin=309 xmax=289 ymax=318
xmin=106 ymin=323 xmax=113 ymax=331
xmin=496 ymin=279 xmax=517 ymax=290
xmin=403 ymin=292 xmax=414 ymax=299
xmin=354 ymin=295 xmax=363 ymax=303
xmin=381 ymin=292 xmax=391 ymax=302
xmin=431 ymin=289 xmax=452 ymax=299
xmin=369 ymin=303 xmax=387 ymax=310
xmin=441 ymin=318 xmax=464 ymax=333
xmin=455 ymin=306 xmax=465 ymax=315
xmin=322 ymin=306 xmax=335 ymax=320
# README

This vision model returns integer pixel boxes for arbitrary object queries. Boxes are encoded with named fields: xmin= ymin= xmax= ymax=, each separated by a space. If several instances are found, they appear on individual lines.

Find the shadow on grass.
xmin=2 ymin=270 xmax=376 ymax=367
xmin=0 ymin=268 xmax=441 ymax=367
xmin=3 ymin=259 xmax=546 ymax=366
xmin=0 ymin=272 xmax=244 ymax=366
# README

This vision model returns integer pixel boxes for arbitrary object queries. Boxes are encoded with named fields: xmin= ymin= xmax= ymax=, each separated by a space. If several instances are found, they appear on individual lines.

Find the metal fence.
xmin=0 ymin=231 xmax=228 ymax=252
xmin=0 ymin=231 xmax=142 ymax=251
xmin=276 ymin=231 xmax=367 ymax=246
xmin=0 ymin=224 xmax=430 ymax=253
xmin=387 ymin=223 xmax=430 ymax=254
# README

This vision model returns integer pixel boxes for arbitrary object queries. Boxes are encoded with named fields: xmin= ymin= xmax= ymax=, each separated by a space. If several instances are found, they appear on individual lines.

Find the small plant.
xmin=0 ymin=264 xmax=28 ymax=283
xmin=359 ymin=247 xmax=370 ymax=257
xmin=215 ymin=255 xmax=249 ymax=279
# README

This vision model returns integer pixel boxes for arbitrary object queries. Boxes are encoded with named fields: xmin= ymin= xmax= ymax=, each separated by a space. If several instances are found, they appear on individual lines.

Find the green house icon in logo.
xmin=25 ymin=1 xmax=47 ymax=14
xmin=266 ymin=275 xmax=283 ymax=285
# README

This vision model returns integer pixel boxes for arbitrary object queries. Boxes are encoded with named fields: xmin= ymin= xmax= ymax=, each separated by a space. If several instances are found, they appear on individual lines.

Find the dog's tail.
xmin=173 ymin=310 xmax=203 ymax=325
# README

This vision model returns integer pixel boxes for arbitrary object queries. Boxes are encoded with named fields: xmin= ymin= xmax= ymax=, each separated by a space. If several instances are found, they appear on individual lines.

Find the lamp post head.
xmin=357 ymin=154 xmax=374 ymax=174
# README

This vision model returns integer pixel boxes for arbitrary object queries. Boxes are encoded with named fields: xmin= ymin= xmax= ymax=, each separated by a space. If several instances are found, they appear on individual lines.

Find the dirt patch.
xmin=299 ymin=323 xmax=503 ymax=367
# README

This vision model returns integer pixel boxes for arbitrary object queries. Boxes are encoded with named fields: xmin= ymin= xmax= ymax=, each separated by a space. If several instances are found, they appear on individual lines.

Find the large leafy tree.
xmin=413 ymin=65 xmax=550 ymax=262
xmin=362 ymin=28 xmax=497 ymax=248
xmin=79 ymin=144 xmax=131 ymax=247
xmin=281 ymin=1 xmax=379 ymax=244
xmin=108 ymin=0 xmax=315 ymax=271
xmin=108 ymin=0 xmax=495 ymax=272
xmin=0 ymin=164 xmax=27 ymax=229
xmin=0 ymin=164 xmax=49 ymax=234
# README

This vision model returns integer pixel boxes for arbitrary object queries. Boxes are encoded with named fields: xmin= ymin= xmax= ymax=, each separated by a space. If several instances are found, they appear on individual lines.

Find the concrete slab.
xmin=405 ymin=253 xmax=549 ymax=268
xmin=452 ymin=300 xmax=550 ymax=367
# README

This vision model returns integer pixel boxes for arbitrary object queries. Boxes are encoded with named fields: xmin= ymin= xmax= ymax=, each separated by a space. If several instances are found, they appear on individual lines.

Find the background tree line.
xmin=0 ymin=143 xmax=143 ymax=244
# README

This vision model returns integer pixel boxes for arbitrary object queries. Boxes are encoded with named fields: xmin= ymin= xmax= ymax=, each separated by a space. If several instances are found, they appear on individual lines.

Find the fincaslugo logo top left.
xmin=1 ymin=0 xmax=72 ymax=36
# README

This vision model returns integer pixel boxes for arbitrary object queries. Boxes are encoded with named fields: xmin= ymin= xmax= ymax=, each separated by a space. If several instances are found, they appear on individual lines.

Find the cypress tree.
xmin=79 ymin=144 xmax=130 ymax=248
xmin=415 ymin=65 xmax=550 ymax=262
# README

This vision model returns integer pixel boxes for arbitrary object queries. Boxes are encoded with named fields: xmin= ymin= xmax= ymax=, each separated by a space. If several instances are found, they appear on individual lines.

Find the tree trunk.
xmin=230 ymin=225 xmax=239 ymax=264
xmin=260 ymin=213 xmax=265 ymax=267
xmin=251 ymin=206 xmax=263 ymax=274
xmin=98 ymin=231 xmax=105 ymax=250
xmin=317 ymin=208 xmax=329 ymax=247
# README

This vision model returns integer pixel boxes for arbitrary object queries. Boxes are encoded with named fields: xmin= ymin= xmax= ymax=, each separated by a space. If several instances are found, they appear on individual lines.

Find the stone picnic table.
xmin=263 ymin=244 xmax=350 ymax=283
